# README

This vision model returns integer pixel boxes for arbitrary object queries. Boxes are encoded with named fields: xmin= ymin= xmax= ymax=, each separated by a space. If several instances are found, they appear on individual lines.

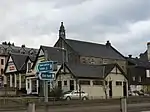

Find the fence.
xmin=0 ymin=96 xmax=150 ymax=111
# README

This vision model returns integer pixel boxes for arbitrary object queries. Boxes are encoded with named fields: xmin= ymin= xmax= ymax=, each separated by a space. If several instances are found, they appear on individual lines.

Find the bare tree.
xmin=102 ymin=66 xmax=111 ymax=99
xmin=102 ymin=79 xmax=109 ymax=99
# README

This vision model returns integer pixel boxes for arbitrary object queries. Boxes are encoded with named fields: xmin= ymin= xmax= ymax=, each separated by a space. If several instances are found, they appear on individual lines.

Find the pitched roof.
xmin=9 ymin=53 xmax=28 ymax=71
xmin=41 ymin=46 xmax=67 ymax=64
xmin=29 ymin=55 xmax=36 ymax=62
xmin=126 ymin=57 xmax=150 ymax=68
xmin=0 ymin=43 xmax=38 ymax=56
xmin=139 ymin=50 xmax=148 ymax=61
xmin=65 ymin=39 xmax=125 ymax=60
xmin=65 ymin=63 xmax=125 ymax=79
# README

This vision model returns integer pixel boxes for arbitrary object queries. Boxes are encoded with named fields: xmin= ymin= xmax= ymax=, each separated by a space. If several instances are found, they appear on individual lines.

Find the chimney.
xmin=128 ymin=55 xmax=132 ymax=58
xmin=21 ymin=44 xmax=25 ymax=48
xmin=106 ymin=40 xmax=111 ymax=46
xmin=147 ymin=42 xmax=150 ymax=61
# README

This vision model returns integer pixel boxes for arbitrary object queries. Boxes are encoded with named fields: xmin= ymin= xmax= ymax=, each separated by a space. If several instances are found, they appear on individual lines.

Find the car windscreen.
xmin=63 ymin=90 xmax=73 ymax=94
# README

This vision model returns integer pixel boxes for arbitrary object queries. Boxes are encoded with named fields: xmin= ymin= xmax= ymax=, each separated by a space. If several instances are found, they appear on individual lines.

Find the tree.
xmin=102 ymin=80 xmax=109 ymax=99
xmin=102 ymin=66 xmax=111 ymax=99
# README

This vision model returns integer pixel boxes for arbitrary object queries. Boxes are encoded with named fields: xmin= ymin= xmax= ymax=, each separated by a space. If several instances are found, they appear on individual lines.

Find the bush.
xmin=49 ymin=87 xmax=63 ymax=100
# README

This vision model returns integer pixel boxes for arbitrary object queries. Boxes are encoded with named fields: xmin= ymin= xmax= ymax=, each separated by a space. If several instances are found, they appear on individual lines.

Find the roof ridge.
xmin=66 ymin=39 xmax=106 ymax=46
xmin=41 ymin=45 xmax=66 ymax=50
xmin=10 ymin=52 xmax=29 ymax=56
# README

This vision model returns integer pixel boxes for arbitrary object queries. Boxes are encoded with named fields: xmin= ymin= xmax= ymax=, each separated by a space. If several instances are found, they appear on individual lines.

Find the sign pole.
xmin=45 ymin=50 xmax=48 ymax=103
xmin=45 ymin=80 xmax=48 ymax=102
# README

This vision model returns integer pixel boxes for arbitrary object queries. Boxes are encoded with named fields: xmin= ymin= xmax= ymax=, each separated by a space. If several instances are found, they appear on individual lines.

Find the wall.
xmin=80 ymin=56 xmax=127 ymax=73
xmin=105 ymin=67 xmax=128 ymax=97
xmin=57 ymin=66 xmax=128 ymax=99
xmin=147 ymin=43 xmax=150 ymax=61
xmin=0 ymin=56 xmax=6 ymax=85
xmin=78 ymin=79 xmax=106 ymax=99
xmin=56 ymin=72 xmax=76 ymax=92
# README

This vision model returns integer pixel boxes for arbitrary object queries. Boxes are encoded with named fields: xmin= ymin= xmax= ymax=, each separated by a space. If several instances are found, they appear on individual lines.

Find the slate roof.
xmin=126 ymin=57 xmax=150 ymax=68
xmin=65 ymin=63 xmax=125 ymax=79
xmin=10 ymin=53 xmax=28 ymax=71
xmin=0 ymin=43 xmax=38 ymax=56
xmin=41 ymin=46 xmax=67 ymax=64
xmin=140 ymin=51 xmax=148 ymax=61
xmin=4 ymin=53 xmax=28 ymax=73
xmin=65 ymin=39 xmax=125 ymax=60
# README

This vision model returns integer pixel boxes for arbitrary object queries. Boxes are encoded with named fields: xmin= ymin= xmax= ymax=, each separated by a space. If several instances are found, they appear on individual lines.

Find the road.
xmin=2 ymin=103 xmax=150 ymax=112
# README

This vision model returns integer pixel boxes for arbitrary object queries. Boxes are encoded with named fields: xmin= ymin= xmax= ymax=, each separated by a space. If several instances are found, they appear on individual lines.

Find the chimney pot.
xmin=106 ymin=40 xmax=111 ymax=46
xmin=128 ymin=55 xmax=132 ymax=58
xmin=147 ymin=42 xmax=150 ymax=45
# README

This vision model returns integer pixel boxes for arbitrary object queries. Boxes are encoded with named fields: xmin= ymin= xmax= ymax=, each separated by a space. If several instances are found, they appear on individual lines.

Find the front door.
xmin=58 ymin=81 xmax=62 ymax=90
xmin=123 ymin=82 xmax=127 ymax=97
xmin=109 ymin=81 xmax=112 ymax=98
xmin=70 ymin=80 xmax=74 ymax=90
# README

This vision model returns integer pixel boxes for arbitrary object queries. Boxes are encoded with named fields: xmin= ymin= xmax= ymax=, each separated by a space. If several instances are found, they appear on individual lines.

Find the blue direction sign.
xmin=38 ymin=72 xmax=55 ymax=80
xmin=37 ymin=61 xmax=53 ymax=72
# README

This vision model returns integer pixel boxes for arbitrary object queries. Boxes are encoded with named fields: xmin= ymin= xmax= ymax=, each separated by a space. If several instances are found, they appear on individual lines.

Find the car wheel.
xmin=82 ymin=97 xmax=88 ymax=100
xmin=66 ymin=96 xmax=71 ymax=101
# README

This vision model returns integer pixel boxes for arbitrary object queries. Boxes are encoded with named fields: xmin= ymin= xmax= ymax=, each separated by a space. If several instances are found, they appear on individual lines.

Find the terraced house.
xmin=26 ymin=45 xmax=66 ymax=95
xmin=4 ymin=53 xmax=36 ymax=95
xmin=0 ymin=42 xmax=38 ymax=87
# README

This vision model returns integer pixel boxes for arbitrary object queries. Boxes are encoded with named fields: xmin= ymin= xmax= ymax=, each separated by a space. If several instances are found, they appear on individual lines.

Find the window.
xmin=79 ymin=80 xmax=90 ymax=85
xmin=58 ymin=81 xmax=62 ymax=89
xmin=105 ymin=81 xmax=108 ymax=85
xmin=116 ymin=81 xmax=122 ymax=86
xmin=1 ymin=69 xmax=3 ymax=74
xmin=27 ymin=63 xmax=31 ymax=72
xmin=103 ymin=59 xmax=108 ymax=64
xmin=146 ymin=70 xmax=150 ymax=77
xmin=27 ymin=79 xmax=30 ymax=89
xmin=93 ymin=81 xmax=103 ymax=85
xmin=1 ymin=59 xmax=4 ymax=65
xmin=64 ymin=81 xmax=67 ymax=86
xmin=81 ymin=58 xmax=86 ymax=64
xmin=53 ymin=62 xmax=57 ymax=71
xmin=139 ymin=76 xmax=142 ymax=82
xmin=132 ymin=76 xmax=135 ymax=81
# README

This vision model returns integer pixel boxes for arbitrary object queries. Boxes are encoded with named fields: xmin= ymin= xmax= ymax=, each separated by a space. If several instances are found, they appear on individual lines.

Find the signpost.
xmin=37 ymin=61 xmax=57 ymax=103
xmin=38 ymin=72 xmax=55 ymax=80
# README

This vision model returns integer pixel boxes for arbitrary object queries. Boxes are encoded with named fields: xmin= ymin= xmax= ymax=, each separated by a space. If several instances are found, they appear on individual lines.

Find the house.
xmin=0 ymin=42 xmax=38 ymax=87
xmin=25 ymin=22 xmax=128 ymax=98
xmin=4 ymin=53 xmax=36 ymax=94
xmin=126 ymin=55 xmax=150 ymax=93
xmin=26 ymin=45 xmax=66 ymax=95
xmin=56 ymin=62 xmax=128 ymax=99
xmin=127 ymin=42 xmax=150 ymax=93
xmin=54 ymin=22 xmax=127 ymax=73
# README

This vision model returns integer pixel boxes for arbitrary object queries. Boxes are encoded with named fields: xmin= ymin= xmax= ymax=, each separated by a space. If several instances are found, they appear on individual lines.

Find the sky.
xmin=0 ymin=0 xmax=150 ymax=57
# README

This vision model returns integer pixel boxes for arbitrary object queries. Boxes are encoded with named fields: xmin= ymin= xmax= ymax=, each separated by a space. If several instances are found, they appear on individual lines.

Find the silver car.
xmin=62 ymin=90 xmax=89 ymax=100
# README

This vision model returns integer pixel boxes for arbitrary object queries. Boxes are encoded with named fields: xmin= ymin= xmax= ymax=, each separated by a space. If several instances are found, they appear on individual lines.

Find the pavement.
xmin=2 ymin=103 xmax=150 ymax=112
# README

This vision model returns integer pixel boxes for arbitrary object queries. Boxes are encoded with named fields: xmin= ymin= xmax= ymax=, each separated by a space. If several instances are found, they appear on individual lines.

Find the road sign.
xmin=38 ymin=72 xmax=55 ymax=80
xmin=37 ymin=61 xmax=53 ymax=72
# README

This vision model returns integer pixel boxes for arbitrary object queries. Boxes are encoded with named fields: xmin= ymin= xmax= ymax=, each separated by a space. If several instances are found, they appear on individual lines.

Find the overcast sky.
xmin=0 ymin=0 xmax=150 ymax=57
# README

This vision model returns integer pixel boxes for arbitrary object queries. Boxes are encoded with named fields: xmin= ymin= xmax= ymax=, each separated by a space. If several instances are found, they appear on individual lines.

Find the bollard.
xmin=27 ymin=102 xmax=35 ymax=112
xmin=120 ymin=97 xmax=127 ymax=112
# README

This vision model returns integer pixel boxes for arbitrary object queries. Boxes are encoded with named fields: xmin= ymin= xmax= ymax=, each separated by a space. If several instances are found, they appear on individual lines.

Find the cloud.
xmin=0 ymin=0 xmax=150 ymax=57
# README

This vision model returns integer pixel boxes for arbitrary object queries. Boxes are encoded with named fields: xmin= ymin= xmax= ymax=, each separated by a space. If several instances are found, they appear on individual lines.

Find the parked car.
xmin=62 ymin=90 xmax=89 ymax=100
xmin=128 ymin=90 xmax=150 ymax=96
